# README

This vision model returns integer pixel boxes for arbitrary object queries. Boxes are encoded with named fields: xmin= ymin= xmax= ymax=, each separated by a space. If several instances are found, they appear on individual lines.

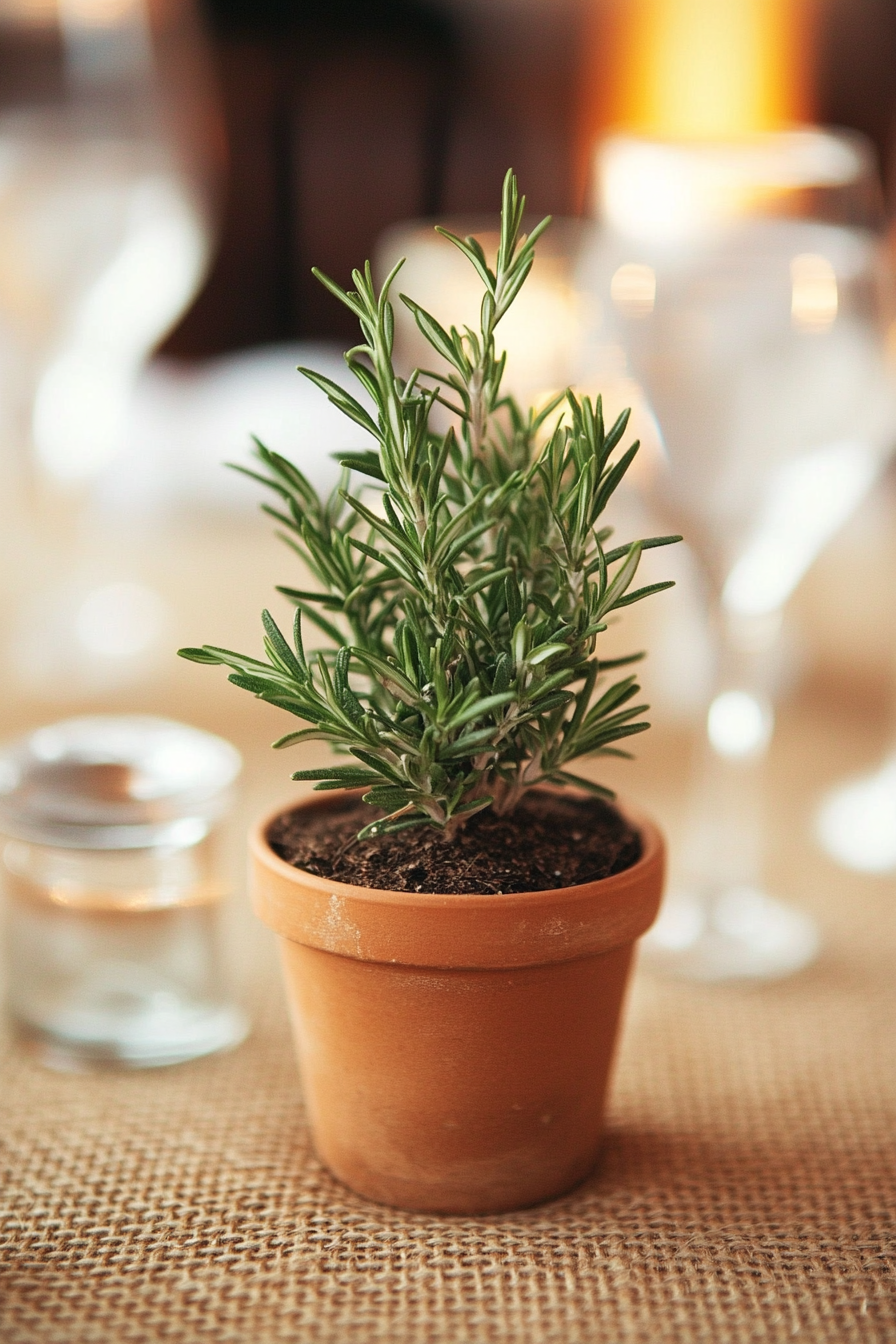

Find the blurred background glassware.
xmin=376 ymin=215 xmax=591 ymax=409
xmin=0 ymin=0 xmax=221 ymax=694
xmin=0 ymin=714 xmax=248 ymax=1069
xmin=815 ymin=746 xmax=896 ymax=875
xmin=576 ymin=128 xmax=896 ymax=980
xmin=376 ymin=212 xmax=661 ymax=467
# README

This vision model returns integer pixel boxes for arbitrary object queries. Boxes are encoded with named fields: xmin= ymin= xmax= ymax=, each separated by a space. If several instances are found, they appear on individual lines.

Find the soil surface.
xmin=267 ymin=790 xmax=641 ymax=895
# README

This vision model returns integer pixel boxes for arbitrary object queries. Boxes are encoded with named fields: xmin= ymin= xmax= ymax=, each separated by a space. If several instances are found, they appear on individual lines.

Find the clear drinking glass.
xmin=0 ymin=0 xmax=221 ymax=695
xmin=376 ymin=216 xmax=592 ymax=407
xmin=0 ymin=715 xmax=248 ymax=1068
xmin=0 ymin=0 xmax=219 ymax=486
xmin=577 ymin=130 xmax=896 ymax=979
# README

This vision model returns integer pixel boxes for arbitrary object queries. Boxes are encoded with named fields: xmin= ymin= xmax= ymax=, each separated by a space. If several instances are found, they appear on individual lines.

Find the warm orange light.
xmin=616 ymin=0 xmax=810 ymax=138
xmin=575 ymin=0 xmax=816 ymax=208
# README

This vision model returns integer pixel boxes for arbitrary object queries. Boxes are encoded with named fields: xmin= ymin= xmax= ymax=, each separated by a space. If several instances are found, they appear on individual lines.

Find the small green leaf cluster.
xmin=180 ymin=172 xmax=679 ymax=840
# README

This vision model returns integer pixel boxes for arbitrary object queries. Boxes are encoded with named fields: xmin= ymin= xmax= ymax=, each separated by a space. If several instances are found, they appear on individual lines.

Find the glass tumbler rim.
xmin=0 ymin=714 xmax=241 ymax=850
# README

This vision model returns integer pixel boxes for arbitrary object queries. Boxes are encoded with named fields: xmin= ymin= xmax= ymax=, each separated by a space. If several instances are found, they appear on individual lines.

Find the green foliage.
xmin=180 ymin=171 xmax=679 ymax=839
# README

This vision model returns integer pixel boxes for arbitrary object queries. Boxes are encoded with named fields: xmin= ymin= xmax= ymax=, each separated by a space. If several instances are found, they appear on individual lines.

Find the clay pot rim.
xmin=251 ymin=789 xmax=665 ymax=967
xmin=252 ymin=788 xmax=661 ymax=909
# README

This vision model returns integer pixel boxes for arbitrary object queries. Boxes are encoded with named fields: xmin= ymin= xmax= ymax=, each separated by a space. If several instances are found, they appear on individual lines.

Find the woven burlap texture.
xmin=2 ymin=884 xmax=895 ymax=1344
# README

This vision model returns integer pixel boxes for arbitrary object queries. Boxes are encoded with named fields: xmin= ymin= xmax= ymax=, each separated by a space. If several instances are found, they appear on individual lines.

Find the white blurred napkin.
xmin=97 ymin=342 xmax=373 ymax=514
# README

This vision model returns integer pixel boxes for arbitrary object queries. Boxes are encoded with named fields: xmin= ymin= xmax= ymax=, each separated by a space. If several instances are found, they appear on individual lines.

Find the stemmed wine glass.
xmin=0 ymin=0 xmax=220 ymax=695
xmin=576 ymin=130 xmax=896 ymax=980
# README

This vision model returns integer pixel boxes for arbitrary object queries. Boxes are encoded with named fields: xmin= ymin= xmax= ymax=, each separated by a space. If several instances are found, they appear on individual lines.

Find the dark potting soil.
xmin=266 ymin=790 xmax=642 ymax=895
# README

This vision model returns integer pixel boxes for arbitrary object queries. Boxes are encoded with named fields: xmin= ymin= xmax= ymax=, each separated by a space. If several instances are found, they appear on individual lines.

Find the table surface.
xmin=1 ymin=520 xmax=894 ymax=1343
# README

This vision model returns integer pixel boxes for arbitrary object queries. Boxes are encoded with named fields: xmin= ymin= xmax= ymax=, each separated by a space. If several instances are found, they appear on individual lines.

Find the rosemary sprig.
xmin=180 ymin=171 xmax=679 ymax=838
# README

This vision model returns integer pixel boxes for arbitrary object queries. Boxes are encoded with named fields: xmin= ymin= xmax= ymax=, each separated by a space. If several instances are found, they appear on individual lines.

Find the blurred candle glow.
xmin=576 ymin=0 xmax=815 ymax=204
xmin=376 ymin=221 xmax=588 ymax=407
xmin=609 ymin=0 xmax=811 ymax=139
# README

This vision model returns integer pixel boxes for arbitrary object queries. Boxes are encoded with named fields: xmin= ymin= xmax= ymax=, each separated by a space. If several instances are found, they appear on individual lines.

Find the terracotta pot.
xmin=251 ymin=792 xmax=665 ymax=1214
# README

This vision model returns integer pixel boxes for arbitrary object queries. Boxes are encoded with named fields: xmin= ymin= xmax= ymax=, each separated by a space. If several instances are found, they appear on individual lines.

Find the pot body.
xmin=252 ymin=794 xmax=665 ymax=1214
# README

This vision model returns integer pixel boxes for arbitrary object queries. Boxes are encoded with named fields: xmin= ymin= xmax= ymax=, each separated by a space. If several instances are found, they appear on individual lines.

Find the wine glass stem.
xmin=679 ymin=606 xmax=780 ymax=902
xmin=684 ymin=721 xmax=767 ymax=899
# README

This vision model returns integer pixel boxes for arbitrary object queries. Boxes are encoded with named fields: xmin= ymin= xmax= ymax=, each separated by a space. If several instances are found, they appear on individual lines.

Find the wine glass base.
xmin=815 ymin=756 xmax=896 ymax=874
xmin=642 ymin=885 xmax=820 ymax=982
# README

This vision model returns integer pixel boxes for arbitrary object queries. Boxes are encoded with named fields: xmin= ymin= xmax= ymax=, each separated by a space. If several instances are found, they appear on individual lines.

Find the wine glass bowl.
xmin=0 ymin=0 xmax=220 ymax=695
xmin=0 ymin=0 xmax=217 ymax=489
xmin=577 ymin=129 xmax=896 ymax=980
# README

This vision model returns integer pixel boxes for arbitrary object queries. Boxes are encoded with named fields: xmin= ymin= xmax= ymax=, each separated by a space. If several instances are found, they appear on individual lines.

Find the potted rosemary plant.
xmin=181 ymin=173 xmax=677 ymax=1214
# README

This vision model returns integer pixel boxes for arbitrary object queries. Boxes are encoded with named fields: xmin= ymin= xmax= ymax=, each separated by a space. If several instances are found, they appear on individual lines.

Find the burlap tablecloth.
xmin=1 ymin=708 xmax=895 ymax=1344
